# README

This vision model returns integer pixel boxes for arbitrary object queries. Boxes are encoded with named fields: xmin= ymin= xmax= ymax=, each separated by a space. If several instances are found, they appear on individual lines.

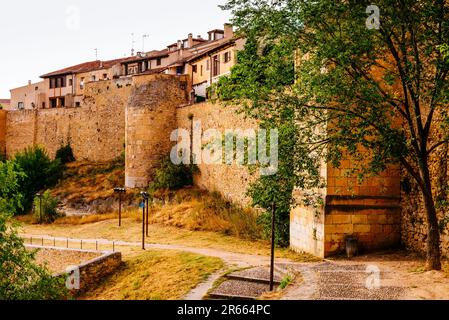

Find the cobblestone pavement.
xmin=281 ymin=262 xmax=406 ymax=300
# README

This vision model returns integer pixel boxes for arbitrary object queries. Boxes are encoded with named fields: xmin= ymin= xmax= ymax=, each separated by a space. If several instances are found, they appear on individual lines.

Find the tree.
xmin=0 ymin=161 xmax=66 ymax=300
xmin=14 ymin=146 xmax=63 ymax=214
xmin=221 ymin=0 xmax=449 ymax=270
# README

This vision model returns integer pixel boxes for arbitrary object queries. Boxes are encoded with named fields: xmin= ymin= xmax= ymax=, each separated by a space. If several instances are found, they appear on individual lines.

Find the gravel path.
xmin=31 ymin=247 xmax=101 ymax=274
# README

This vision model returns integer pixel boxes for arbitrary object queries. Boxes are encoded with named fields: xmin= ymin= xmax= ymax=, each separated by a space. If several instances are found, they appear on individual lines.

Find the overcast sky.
xmin=0 ymin=0 xmax=231 ymax=97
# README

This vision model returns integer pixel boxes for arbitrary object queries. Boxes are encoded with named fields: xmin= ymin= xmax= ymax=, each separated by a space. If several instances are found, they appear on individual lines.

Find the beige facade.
xmin=10 ymin=81 xmax=47 ymax=110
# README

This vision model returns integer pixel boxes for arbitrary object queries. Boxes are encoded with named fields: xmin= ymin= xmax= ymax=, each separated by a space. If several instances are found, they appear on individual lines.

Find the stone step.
xmin=208 ymin=280 xmax=271 ymax=300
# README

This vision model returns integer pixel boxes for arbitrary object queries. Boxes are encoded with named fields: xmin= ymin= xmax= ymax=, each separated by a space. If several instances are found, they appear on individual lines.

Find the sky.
xmin=0 ymin=0 xmax=231 ymax=97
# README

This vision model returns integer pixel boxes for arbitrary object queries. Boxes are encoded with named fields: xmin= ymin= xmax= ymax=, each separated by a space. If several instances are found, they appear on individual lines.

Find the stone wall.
xmin=5 ymin=77 xmax=133 ymax=161
xmin=291 ymin=156 xmax=402 ymax=257
xmin=401 ymin=132 xmax=449 ymax=258
xmin=176 ymin=102 xmax=259 ymax=206
xmin=323 ymin=162 xmax=402 ymax=256
xmin=76 ymin=251 xmax=122 ymax=293
xmin=125 ymin=74 xmax=191 ymax=188
xmin=0 ymin=110 xmax=6 ymax=157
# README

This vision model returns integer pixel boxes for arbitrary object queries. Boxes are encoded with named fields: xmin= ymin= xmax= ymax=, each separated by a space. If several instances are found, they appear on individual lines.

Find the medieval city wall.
xmin=125 ymin=74 xmax=191 ymax=188
xmin=176 ymin=102 xmax=259 ymax=206
xmin=5 ymin=77 xmax=133 ymax=162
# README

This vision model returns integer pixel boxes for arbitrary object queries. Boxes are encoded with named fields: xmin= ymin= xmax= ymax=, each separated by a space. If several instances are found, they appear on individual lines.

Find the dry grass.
xmin=149 ymin=188 xmax=263 ymax=240
xmin=50 ymin=160 xmax=138 ymax=209
xmin=82 ymin=250 xmax=223 ymax=300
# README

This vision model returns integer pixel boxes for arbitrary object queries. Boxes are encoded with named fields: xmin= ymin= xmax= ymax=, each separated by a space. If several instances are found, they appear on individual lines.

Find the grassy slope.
xmin=82 ymin=250 xmax=224 ymax=300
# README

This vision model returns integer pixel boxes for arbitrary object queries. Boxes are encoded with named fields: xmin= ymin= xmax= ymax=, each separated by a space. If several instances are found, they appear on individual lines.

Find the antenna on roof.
xmin=131 ymin=33 xmax=136 ymax=56
xmin=142 ymin=34 xmax=149 ymax=52
xmin=94 ymin=48 xmax=98 ymax=60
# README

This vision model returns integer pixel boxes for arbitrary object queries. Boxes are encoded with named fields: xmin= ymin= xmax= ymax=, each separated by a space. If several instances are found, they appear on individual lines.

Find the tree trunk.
xmin=420 ymin=164 xmax=442 ymax=271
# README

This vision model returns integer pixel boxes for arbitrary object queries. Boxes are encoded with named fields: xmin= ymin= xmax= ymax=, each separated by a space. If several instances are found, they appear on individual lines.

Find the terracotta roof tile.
xmin=41 ymin=57 xmax=131 ymax=78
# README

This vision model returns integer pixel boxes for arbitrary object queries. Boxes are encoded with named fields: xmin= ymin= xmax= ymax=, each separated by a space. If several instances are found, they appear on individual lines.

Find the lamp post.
xmin=36 ymin=193 xmax=43 ymax=224
xmin=270 ymin=202 xmax=277 ymax=292
xmin=145 ymin=195 xmax=150 ymax=237
xmin=114 ymin=188 xmax=126 ymax=227
xmin=140 ymin=191 xmax=149 ymax=250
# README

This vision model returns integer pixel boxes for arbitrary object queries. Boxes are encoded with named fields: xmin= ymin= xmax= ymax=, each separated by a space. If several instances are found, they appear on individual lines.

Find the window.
xmin=103 ymin=73 xmax=108 ymax=80
xmin=224 ymin=51 xmax=231 ymax=63
xmin=91 ymin=75 xmax=96 ymax=82
xmin=212 ymin=55 xmax=220 ymax=77
xmin=42 ymin=102 xmax=46 ymax=109
xmin=156 ymin=58 xmax=162 ymax=66
xmin=50 ymin=77 xmax=66 ymax=89
xmin=18 ymin=102 xmax=24 ymax=109
xmin=200 ymin=65 xmax=203 ymax=76
xmin=80 ymin=78 xmax=85 ymax=90
xmin=69 ymin=79 xmax=73 ymax=86
xmin=35 ymin=86 xmax=39 ymax=91
xmin=192 ymin=65 xmax=197 ymax=73
xmin=75 ymin=102 xmax=81 ymax=107
xmin=206 ymin=60 xmax=210 ymax=71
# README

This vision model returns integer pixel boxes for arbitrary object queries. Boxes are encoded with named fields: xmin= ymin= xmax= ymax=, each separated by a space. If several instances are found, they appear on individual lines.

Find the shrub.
xmin=13 ymin=146 xmax=63 ymax=214
xmin=149 ymin=157 xmax=197 ymax=193
xmin=0 ymin=211 xmax=67 ymax=300
xmin=33 ymin=191 xmax=62 ymax=224
xmin=55 ymin=144 xmax=75 ymax=164
xmin=0 ymin=161 xmax=25 ymax=216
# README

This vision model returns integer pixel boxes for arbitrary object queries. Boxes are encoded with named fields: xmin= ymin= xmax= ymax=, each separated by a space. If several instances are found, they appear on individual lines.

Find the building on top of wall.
xmin=10 ymin=80 xmax=47 ymax=110
xmin=0 ymin=99 xmax=10 ymax=110
xmin=40 ymin=57 xmax=131 ymax=108
xmin=9 ymin=23 xmax=239 ymax=110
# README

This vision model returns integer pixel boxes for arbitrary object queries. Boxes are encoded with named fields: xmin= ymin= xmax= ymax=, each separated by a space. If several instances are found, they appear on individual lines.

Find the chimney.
xmin=224 ymin=23 xmax=234 ymax=39
xmin=177 ymin=40 xmax=183 ymax=50
xmin=28 ymin=80 xmax=32 ymax=85
xmin=188 ymin=33 xmax=193 ymax=48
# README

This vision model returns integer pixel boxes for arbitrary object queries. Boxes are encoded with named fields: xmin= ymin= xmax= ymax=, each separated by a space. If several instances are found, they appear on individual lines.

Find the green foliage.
xmin=0 ymin=161 xmax=25 ymax=216
xmin=0 ymin=211 xmax=67 ymax=300
xmin=149 ymin=157 xmax=197 ymax=193
xmin=279 ymin=274 xmax=293 ymax=290
xmin=55 ymin=144 xmax=75 ymax=164
xmin=222 ymin=0 xmax=449 ymax=267
xmin=13 ymin=146 xmax=63 ymax=214
xmin=33 ymin=191 xmax=62 ymax=224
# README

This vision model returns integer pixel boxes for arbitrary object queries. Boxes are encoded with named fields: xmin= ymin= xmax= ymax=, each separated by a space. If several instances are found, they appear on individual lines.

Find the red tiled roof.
xmin=41 ymin=57 xmax=132 ymax=78
xmin=122 ymin=49 xmax=170 ymax=64
xmin=0 ymin=99 xmax=10 ymax=104
xmin=186 ymin=38 xmax=236 ymax=63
